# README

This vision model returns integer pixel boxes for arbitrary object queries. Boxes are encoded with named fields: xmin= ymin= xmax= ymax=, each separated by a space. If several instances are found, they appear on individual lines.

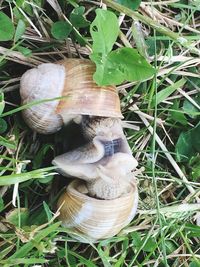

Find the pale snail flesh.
xmin=20 ymin=58 xmax=122 ymax=134
xmin=57 ymin=179 xmax=138 ymax=242
xmin=52 ymin=117 xmax=138 ymax=199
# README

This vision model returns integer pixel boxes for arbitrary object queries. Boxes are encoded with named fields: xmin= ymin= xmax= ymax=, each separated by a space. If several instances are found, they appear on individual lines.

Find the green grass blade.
xmin=0 ymin=167 xmax=56 ymax=185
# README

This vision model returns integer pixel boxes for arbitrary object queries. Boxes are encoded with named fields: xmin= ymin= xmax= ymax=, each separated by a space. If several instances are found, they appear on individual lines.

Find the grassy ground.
xmin=0 ymin=0 xmax=200 ymax=266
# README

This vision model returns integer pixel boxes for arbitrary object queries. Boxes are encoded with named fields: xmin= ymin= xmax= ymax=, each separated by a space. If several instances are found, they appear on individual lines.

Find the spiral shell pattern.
xmin=20 ymin=59 xmax=122 ymax=134
xmin=58 ymin=179 xmax=138 ymax=242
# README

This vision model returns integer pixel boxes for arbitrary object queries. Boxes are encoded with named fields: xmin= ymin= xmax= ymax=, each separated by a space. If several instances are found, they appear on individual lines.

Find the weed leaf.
xmin=176 ymin=122 xmax=200 ymax=162
xmin=90 ymin=9 xmax=119 ymax=55
xmin=91 ymin=47 xmax=155 ymax=85
xmin=0 ymin=12 xmax=15 ymax=41
xmin=169 ymin=100 xmax=188 ymax=125
xmin=70 ymin=6 xmax=90 ymax=28
xmin=176 ymin=131 xmax=195 ymax=162
xmin=183 ymin=97 xmax=200 ymax=119
xmin=0 ymin=118 xmax=7 ymax=133
xmin=51 ymin=21 xmax=72 ymax=40
xmin=189 ymin=261 xmax=200 ymax=267
xmin=14 ymin=19 xmax=26 ymax=42
xmin=115 ymin=0 xmax=141 ymax=10
xmin=108 ymin=48 xmax=155 ymax=81
xmin=191 ymin=122 xmax=200 ymax=150
xmin=16 ymin=45 xmax=32 ymax=56
xmin=90 ymin=9 xmax=155 ymax=85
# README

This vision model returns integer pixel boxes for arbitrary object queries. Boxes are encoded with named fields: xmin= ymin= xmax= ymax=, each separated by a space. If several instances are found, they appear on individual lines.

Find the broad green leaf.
xmin=143 ymin=237 xmax=157 ymax=252
xmin=169 ymin=100 xmax=187 ymax=125
xmin=183 ymin=96 xmax=200 ymax=119
xmin=14 ymin=19 xmax=26 ymax=42
xmin=51 ymin=21 xmax=72 ymax=40
xmin=176 ymin=121 xmax=200 ymax=162
xmin=16 ymin=45 xmax=32 ymax=56
xmin=90 ymin=52 xmax=124 ymax=85
xmin=151 ymin=78 xmax=186 ymax=107
xmin=90 ymin=9 xmax=155 ymax=85
xmin=0 ymin=118 xmax=7 ymax=133
xmin=189 ymin=261 xmax=200 ymax=267
xmin=108 ymin=48 xmax=155 ymax=81
xmin=191 ymin=122 xmax=200 ymax=151
xmin=0 ymin=12 xmax=15 ymax=41
xmin=175 ymin=131 xmax=195 ymax=162
xmin=70 ymin=6 xmax=90 ymax=28
xmin=91 ymin=47 xmax=155 ymax=85
xmin=131 ymin=232 xmax=142 ymax=247
xmin=146 ymin=38 xmax=162 ymax=57
xmin=90 ymin=9 xmax=119 ymax=55
xmin=115 ymin=0 xmax=141 ymax=10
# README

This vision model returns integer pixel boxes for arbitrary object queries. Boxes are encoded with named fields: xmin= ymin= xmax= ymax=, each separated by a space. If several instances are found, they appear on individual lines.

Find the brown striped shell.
xmin=20 ymin=59 xmax=122 ymax=134
xmin=57 ymin=179 xmax=138 ymax=242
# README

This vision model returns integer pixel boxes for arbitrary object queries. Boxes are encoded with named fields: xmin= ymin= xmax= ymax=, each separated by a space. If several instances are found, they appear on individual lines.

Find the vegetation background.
xmin=0 ymin=0 xmax=200 ymax=266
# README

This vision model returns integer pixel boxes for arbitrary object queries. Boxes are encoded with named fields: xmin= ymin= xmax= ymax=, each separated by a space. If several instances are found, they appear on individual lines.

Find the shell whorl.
xmin=57 ymin=179 xmax=138 ymax=242
xmin=57 ymin=59 xmax=123 ymax=119
xmin=20 ymin=63 xmax=65 ymax=134
xmin=20 ymin=59 xmax=123 ymax=134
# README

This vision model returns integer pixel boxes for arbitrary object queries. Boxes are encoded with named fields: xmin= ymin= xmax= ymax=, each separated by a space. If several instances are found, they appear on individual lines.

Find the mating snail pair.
xmin=20 ymin=58 xmax=139 ymax=242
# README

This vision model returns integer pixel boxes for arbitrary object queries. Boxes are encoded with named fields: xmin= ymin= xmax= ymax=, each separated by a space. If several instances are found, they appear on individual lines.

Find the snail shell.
xmin=20 ymin=59 xmax=122 ymax=134
xmin=57 ymin=179 xmax=138 ymax=242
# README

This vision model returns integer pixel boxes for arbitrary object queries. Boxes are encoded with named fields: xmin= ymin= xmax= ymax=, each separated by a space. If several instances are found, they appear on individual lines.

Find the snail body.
xmin=20 ymin=59 xmax=122 ymax=134
xmin=52 ymin=118 xmax=138 ymax=199
xmin=53 ymin=149 xmax=138 ymax=199
xmin=57 ymin=179 xmax=138 ymax=242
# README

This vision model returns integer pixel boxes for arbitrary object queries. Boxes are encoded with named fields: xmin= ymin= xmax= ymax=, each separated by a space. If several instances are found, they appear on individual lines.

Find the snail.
xmin=57 ymin=178 xmax=138 ymax=242
xmin=20 ymin=58 xmax=122 ymax=134
xmin=20 ymin=58 xmax=139 ymax=241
